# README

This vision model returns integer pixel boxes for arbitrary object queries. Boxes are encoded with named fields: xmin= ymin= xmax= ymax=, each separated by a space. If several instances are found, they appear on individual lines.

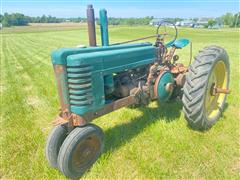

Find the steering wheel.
xmin=156 ymin=21 xmax=178 ymax=46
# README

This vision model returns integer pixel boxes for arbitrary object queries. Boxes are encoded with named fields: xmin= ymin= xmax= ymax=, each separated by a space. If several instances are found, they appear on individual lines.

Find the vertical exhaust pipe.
xmin=99 ymin=9 xmax=109 ymax=46
xmin=87 ymin=4 xmax=97 ymax=46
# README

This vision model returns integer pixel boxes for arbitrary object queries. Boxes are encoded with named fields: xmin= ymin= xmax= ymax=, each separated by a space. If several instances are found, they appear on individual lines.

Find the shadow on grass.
xmin=103 ymin=100 xmax=183 ymax=154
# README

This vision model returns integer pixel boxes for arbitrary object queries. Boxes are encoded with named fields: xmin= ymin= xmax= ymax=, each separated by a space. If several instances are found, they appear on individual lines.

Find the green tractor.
xmin=45 ymin=5 xmax=230 ymax=179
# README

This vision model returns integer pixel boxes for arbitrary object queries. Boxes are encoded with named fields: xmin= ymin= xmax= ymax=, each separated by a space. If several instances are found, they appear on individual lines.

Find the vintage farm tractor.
xmin=45 ymin=5 xmax=230 ymax=179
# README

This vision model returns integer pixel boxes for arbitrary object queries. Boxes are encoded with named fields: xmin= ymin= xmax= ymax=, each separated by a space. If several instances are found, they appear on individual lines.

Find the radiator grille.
xmin=67 ymin=65 xmax=93 ymax=107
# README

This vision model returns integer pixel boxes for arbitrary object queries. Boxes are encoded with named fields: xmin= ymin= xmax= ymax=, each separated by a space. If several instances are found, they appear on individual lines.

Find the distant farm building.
xmin=176 ymin=20 xmax=194 ymax=27
xmin=194 ymin=18 xmax=209 ymax=28
xmin=0 ymin=23 xmax=2 ymax=29
xmin=194 ymin=18 xmax=223 ymax=29
xmin=149 ymin=18 xmax=164 ymax=26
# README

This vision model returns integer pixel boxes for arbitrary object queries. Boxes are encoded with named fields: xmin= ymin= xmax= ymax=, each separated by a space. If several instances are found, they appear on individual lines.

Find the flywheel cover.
xmin=154 ymin=71 xmax=174 ymax=102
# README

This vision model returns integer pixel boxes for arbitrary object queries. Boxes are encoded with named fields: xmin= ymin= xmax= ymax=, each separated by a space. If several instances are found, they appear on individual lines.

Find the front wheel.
xmin=45 ymin=124 xmax=67 ymax=168
xmin=182 ymin=45 xmax=230 ymax=131
xmin=57 ymin=124 xmax=104 ymax=179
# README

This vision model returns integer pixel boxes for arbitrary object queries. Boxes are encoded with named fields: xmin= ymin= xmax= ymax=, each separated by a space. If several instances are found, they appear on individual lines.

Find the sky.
xmin=1 ymin=0 xmax=239 ymax=18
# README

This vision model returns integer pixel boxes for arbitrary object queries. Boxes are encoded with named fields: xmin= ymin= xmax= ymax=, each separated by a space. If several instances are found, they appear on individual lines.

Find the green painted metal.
xmin=51 ymin=43 xmax=157 ymax=115
xmin=172 ymin=38 xmax=189 ymax=49
xmin=51 ymin=43 xmax=152 ymax=65
xmin=68 ymin=45 xmax=156 ymax=115
xmin=52 ymin=43 xmax=149 ymax=112
xmin=166 ymin=38 xmax=190 ymax=49
xmin=156 ymin=71 xmax=174 ymax=102
xmin=99 ymin=9 xmax=109 ymax=46
xmin=66 ymin=46 xmax=156 ymax=74
xmin=99 ymin=9 xmax=114 ymax=95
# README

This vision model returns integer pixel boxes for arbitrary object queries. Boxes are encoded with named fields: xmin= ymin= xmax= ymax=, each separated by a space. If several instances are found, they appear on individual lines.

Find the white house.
xmin=179 ymin=20 xmax=195 ymax=27
xmin=195 ymin=19 xmax=209 ymax=27
xmin=0 ymin=23 xmax=2 ymax=29
xmin=149 ymin=18 xmax=164 ymax=26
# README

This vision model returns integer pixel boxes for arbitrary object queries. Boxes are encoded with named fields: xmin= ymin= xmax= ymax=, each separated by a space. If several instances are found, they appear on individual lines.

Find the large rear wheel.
xmin=182 ymin=46 xmax=230 ymax=130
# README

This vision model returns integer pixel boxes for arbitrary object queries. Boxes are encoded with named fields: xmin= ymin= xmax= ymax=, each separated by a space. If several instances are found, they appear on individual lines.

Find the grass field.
xmin=0 ymin=25 xmax=239 ymax=179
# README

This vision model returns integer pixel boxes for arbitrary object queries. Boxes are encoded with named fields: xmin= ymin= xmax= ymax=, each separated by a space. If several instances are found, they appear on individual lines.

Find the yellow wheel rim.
xmin=204 ymin=60 xmax=228 ymax=120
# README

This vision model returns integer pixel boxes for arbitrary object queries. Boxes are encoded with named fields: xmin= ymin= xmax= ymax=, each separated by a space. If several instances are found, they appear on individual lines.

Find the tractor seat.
xmin=166 ymin=38 xmax=190 ymax=49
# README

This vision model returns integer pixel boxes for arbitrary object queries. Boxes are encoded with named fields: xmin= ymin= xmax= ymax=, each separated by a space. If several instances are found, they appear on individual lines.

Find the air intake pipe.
xmin=99 ymin=9 xmax=109 ymax=46
xmin=99 ymin=9 xmax=113 ymax=94
xmin=86 ymin=4 xmax=97 ymax=46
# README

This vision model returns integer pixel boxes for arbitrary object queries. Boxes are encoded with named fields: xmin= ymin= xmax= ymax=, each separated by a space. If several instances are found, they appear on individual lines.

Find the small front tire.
xmin=45 ymin=124 xmax=68 ymax=168
xmin=57 ymin=124 xmax=104 ymax=179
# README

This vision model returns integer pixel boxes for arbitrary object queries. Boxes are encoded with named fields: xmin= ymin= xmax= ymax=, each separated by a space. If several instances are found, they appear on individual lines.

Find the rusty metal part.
xmin=143 ymin=63 xmax=158 ymax=100
xmin=171 ymin=64 xmax=188 ymax=74
xmin=52 ymin=115 xmax=69 ymax=126
xmin=72 ymin=114 xmax=86 ymax=126
xmin=211 ymin=84 xmax=230 ymax=96
xmin=72 ymin=132 xmax=101 ymax=171
xmin=175 ymin=73 xmax=186 ymax=87
xmin=147 ymin=63 xmax=158 ymax=85
xmin=155 ymin=37 xmax=166 ymax=63
xmin=165 ymin=46 xmax=176 ymax=62
xmin=153 ymin=71 xmax=164 ymax=98
xmin=54 ymin=65 xmax=70 ymax=111
xmin=165 ymin=83 xmax=173 ymax=92
xmin=53 ymin=87 xmax=141 ymax=127
xmin=52 ymin=109 xmax=86 ymax=127
xmin=83 ymin=95 xmax=137 ymax=122
xmin=52 ymin=109 xmax=71 ymax=126
xmin=87 ymin=4 xmax=97 ymax=46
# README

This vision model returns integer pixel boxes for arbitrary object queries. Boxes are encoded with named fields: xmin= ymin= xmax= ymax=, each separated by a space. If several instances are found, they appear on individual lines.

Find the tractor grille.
xmin=67 ymin=65 xmax=93 ymax=107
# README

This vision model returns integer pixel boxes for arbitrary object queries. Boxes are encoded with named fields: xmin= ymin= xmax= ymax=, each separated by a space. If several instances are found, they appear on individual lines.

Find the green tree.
xmin=0 ymin=14 xmax=3 ymax=23
xmin=231 ymin=12 xmax=240 ymax=27
xmin=221 ymin=13 xmax=234 ymax=26
xmin=208 ymin=19 xmax=217 ymax=27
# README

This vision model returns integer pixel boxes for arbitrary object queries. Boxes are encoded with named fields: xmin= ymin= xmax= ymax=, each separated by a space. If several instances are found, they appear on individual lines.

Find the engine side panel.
xmin=51 ymin=43 xmax=157 ymax=115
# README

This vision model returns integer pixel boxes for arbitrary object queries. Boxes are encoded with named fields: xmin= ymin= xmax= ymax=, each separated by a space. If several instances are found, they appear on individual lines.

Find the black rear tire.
xmin=45 ymin=124 xmax=67 ymax=168
xmin=182 ymin=45 xmax=230 ymax=131
xmin=57 ymin=124 xmax=104 ymax=179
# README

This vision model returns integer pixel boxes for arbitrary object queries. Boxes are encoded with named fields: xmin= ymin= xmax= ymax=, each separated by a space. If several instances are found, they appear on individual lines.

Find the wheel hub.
xmin=210 ymin=82 xmax=230 ymax=96
xmin=204 ymin=60 xmax=229 ymax=120
xmin=72 ymin=135 xmax=100 ymax=170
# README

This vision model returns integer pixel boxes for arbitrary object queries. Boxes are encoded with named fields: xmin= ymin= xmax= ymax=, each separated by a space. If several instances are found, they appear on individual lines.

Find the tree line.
xmin=221 ymin=13 xmax=240 ymax=27
xmin=0 ymin=12 xmax=239 ymax=27
xmin=0 ymin=13 xmax=153 ymax=27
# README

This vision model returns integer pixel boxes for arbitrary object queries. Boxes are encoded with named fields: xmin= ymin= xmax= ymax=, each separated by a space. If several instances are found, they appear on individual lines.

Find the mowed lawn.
xmin=0 ymin=25 xmax=239 ymax=179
